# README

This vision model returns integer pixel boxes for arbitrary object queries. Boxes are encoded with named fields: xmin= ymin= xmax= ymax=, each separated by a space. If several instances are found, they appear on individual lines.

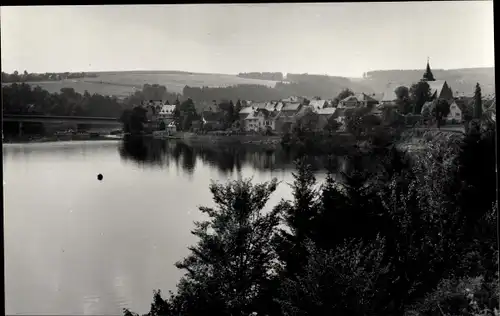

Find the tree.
xmin=226 ymin=100 xmax=235 ymax=128
xmin=410 ymin=81 xmax=432 ymax=114
xmin=173 ymin=178 xmax=282 ymax=315
xmin=120 ymin=106 xmax=147 ymax=134
xmin=394 ymin=86 xmax=409 ymax=100
xmin=324 ymin=118 xmax=341 ymax=133
xmin=474 ymin=83 xmax=483 ymax=119
xmin=234 ymin=99 xmax=242 ymax=123
xmin=277 ymin=237 xmax=391 ymax=316
xmin=274 ymin=158 xmax=321 ymax=280
xmin=394 ymin=86 xmax=412 ymax=114
xmin=159 ymin=121 xmax=166 ymax=130
xmin=178 ymin=98 xmax=197 ymax=131
xmin=431 ymin=99 xmax=451 ymax=128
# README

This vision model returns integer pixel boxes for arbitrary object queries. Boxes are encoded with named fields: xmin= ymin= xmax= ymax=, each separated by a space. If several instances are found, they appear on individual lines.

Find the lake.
xmin=3 ymin=139 xmax=335 ymax=315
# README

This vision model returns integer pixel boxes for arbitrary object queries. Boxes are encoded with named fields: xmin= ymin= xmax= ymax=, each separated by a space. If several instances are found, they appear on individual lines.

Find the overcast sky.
xmin=0 ymin=2 xmax=494 ymax=77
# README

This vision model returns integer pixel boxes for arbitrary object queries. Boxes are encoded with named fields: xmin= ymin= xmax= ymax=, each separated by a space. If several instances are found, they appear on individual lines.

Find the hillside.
xmin=2 ymin=72 xmax=278 ymax=99
xmin=359 ymin=67 xmax=495 ymax=96
xmin=2 ymin=67 xmax=494 ymax=101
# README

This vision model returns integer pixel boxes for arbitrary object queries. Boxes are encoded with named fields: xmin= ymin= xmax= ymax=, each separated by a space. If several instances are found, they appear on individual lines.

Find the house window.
xmin=265 ymin=120 xmax=270 ymax=125
xmin=455 ymin=113 xmax=460 ymax=117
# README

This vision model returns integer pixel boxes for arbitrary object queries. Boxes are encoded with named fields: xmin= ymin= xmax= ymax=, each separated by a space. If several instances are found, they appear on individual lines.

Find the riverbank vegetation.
xmin=124 ymin=116 xmax=498 ymax=316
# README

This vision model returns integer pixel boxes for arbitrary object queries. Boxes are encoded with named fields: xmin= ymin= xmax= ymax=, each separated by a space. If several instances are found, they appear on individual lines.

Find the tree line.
xmin=124 ymin=115 xmax=497 ymax=316
xmin=238 ymin=72 xmax=284 ymax=81
xmin=1 ymin=70 xmax=98 ymax=83
xmin=2 ymin=83 xmax=123 ymax=117
xmin=182 ymin=79 xmax=358 ymax=103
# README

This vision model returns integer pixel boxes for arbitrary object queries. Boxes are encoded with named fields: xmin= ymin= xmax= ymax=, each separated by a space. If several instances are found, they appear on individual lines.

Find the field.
xmin=2 ymin=72 xmax=278 ymax=98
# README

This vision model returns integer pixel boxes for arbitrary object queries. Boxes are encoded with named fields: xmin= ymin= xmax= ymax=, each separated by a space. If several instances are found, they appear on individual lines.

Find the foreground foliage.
xmin=126 ymin=121 xmax=497 ymax=316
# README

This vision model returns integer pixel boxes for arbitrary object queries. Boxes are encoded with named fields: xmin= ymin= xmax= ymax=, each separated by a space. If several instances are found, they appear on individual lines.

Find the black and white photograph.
xmin=1 ymin=2 xmax=497 ymax=316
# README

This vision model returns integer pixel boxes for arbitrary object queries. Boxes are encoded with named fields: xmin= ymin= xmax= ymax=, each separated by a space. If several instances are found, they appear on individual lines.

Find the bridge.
xmin=3 ymin=114 xmax=121 ymax=125
xmin=3 ymin=114 xmax=122 ymax=136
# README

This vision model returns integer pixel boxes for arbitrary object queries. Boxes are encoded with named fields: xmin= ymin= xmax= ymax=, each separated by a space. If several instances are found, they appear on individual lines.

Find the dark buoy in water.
xmin=97 ymin=174 xmax=103 ymax=181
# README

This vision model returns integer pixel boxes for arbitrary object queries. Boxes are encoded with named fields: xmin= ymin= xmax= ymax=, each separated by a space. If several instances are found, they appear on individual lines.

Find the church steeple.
xmin=422 ymin=57 xmax=436 ymax=82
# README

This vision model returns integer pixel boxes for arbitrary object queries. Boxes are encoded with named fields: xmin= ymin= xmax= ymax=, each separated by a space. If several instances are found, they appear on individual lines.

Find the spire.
xmin=422 ymin=57 xmax=435 ymax=82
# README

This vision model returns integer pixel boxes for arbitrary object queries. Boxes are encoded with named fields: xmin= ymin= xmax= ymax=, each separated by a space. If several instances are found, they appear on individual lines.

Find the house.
xmin=309 ymin=99 xmax=329 ymax=111
xmin=166 ymin=121 xmax=177 ymax=135
xmin=201 ymin=111 xmax=225 ymax=131
xmin=316 ymin=107 xmax=337 ymax=119
xmin=157 ymin=104 xmax=176 ymax=119
xmin=258 ymin=109 xmax=279 ymax=131
xmin=446 ymin=101 xmax=463 ymax=123
xmin=281 ymin=102 xmax=302 ymax=115
xmin=239 ymin=106 xmax=255 ymax=120
xmin=243 ymin=109 xmax=279 ymax=132
xmin=281 ymin=96 xmax=307 ymax=104
xmin=274 ymin=102 xmax=284 ymax=112
xmin=243 ymin=111 xmax=259 ymax=132
xmin=154 ymin=104 xmax=177 ymax=130
xmin=338 ymin=93 xmax=379 ymax=108
xmin=264 ymin=102 xmax=277 ymax=112
xmin=379 ymin=83 xmax=402 ymax=107
xmin=251 ymin=102 xmax=268 ymax=110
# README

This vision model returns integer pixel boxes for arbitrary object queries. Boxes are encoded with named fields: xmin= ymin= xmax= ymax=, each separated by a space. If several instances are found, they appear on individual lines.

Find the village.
xmin=138 ymin=61 xmax=496 ymax=138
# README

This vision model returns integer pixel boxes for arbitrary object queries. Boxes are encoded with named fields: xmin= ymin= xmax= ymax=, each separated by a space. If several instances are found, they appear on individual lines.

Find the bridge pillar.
xmin=18 ymin=122 xmax=23 ymax=136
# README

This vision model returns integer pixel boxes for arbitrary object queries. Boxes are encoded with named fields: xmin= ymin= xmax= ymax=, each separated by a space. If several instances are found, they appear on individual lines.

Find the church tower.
xmin=421 ymin=57 xmax=436 ymax=82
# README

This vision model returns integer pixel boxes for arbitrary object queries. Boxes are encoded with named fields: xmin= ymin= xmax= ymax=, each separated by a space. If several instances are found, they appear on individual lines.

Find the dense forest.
xmin=238 ymin=72 xmax=284 ymax=81
xmin=1 ymin=83 xmax=182 ymax=118
xmin=2 ymin=83 xmax=124 ymax=117
xmin=122 ymin=115 xmax=498 ymax=316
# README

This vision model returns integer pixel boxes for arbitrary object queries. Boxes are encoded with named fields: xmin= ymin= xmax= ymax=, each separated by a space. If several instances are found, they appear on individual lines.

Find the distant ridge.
xmin=3 ymin=66 xmax=494 ymax=99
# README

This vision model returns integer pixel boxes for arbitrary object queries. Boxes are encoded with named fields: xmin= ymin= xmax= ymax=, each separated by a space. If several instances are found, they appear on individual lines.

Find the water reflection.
xmin=118 ymin=136 xmax=344 ymax=175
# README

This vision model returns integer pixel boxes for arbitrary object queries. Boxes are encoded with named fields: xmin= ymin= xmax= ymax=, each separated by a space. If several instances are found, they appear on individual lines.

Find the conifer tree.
xmin=173 ymin=178 xmax=282 ymax=315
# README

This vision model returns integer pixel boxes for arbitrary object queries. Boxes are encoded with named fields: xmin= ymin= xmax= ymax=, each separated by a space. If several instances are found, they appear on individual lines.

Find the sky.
xmin=0 ymin=2 xmax=495 ymax=78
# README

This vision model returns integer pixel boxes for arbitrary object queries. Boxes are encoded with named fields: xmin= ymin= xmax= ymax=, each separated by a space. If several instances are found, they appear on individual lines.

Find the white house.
xmin=446 ymin=101 xmax=462 ymax=123
xmin=158 ymin=104 xmax=176 ymax=119
xmin=243 ymin=111 xmax=260 ymax=132
xmin=243 ymin=109 xmax=278 ymax=132
xmin=166 ymin=121 xmax=177 ymax=135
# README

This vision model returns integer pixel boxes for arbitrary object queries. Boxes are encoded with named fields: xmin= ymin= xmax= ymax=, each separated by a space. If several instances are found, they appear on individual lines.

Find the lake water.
xmin=3 ymin=139 xmax=332 ymax=315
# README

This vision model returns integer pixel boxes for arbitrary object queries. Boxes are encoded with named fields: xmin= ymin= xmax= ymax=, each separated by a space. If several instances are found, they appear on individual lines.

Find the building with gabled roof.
xmin=281 ymin=102 xmax=302 ymax=113
xmin=338 ymin=93 xmax=378 ymax=108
